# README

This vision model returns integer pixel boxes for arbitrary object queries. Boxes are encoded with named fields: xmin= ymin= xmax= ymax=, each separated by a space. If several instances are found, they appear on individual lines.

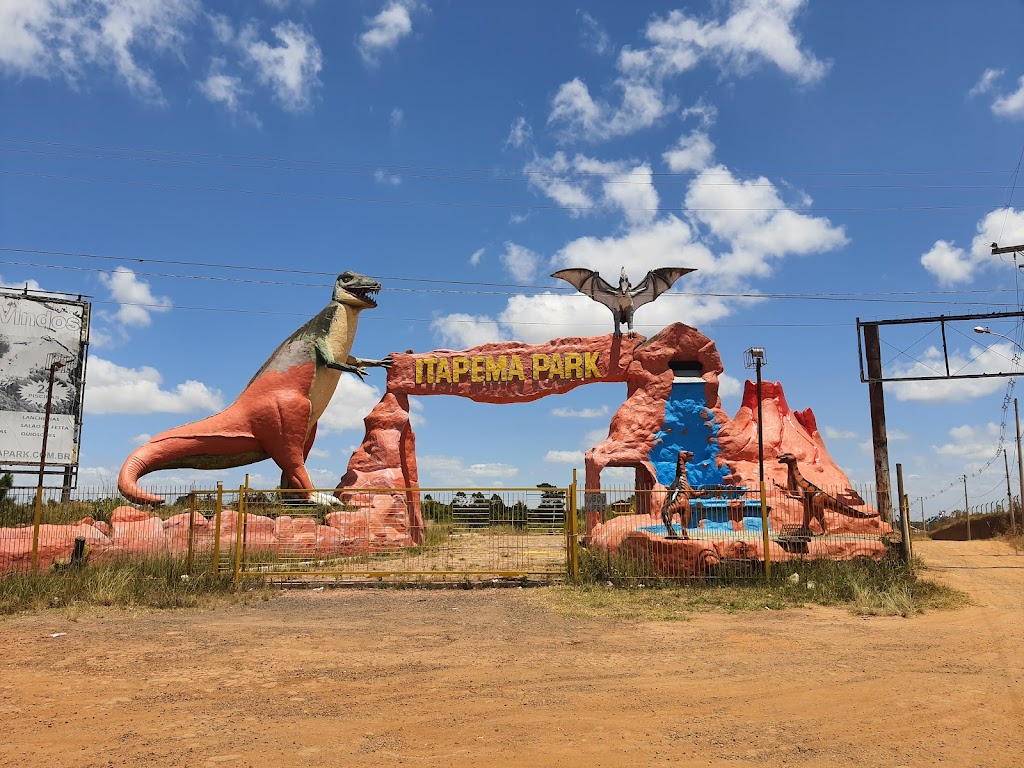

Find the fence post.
xmin=895 ymin=464 xmax=911 ymax=567
xmin=232 ymin=484 xmax=245 ymax=590
xmin=567 ymin=470 xmax=579 ymax=582
xmin=212 ymin=483 xmax=223 ymax=574
xmin=760 ymin=480 xmax=771 ymax=579
xmin=30 ymin=487 xmax=44 ymax=571
xmin=186 ymin=492 xmax=196 ymax=575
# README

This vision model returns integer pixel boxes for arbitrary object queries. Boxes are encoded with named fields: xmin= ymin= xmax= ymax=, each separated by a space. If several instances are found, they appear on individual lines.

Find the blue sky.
xmin=2 ymin=0 xmax=1024 ymax=516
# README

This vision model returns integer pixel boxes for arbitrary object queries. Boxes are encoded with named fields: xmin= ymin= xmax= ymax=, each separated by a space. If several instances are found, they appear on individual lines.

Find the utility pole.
xmin=863 ymin=323 xmax=893 ymax=521
xmin=1015 ymin=398 xmax=1023 ymax=536
xmin=1005 ymin=450 xmax=1014 ymax=531
xmin=963 ymin=475 xmax=971 ymax=542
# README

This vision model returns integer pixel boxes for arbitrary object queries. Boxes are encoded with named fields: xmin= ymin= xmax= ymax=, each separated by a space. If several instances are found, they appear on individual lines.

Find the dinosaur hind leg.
xmin=255 ymin=394 xmax=318 ymax=501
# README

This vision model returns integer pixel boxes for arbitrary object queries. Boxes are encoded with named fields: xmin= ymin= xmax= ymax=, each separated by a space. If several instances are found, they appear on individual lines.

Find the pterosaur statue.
xmin=551 ymin=266 xmax=696 ymax=337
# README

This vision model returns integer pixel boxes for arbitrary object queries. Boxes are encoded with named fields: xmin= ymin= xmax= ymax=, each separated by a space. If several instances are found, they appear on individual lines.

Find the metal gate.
xmin=227 ymin=483 xmax=579 ymax=584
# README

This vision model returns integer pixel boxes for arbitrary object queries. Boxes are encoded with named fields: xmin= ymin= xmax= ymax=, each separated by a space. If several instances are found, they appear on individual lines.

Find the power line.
xmin=6 ymin=256 xmax=1024 ymax=307
xmin=4 ymin=246 xmax=1023 ymax=301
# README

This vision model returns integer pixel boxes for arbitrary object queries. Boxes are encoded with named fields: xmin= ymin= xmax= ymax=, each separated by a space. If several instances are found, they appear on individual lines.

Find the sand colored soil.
xmin=0 ymin=539 xmax=1022 ymax=768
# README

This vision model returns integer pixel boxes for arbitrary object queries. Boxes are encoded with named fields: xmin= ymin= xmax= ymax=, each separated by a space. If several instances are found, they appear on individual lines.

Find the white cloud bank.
xmin=920 ymin=208 xmax=1024 ymax=285
xmin=98 ymin=267 xmax=172 ymax=328
xmin=358 ymin=0 xmax=420 ymax=66
xmin=550 ymin=0 xmax=828 ymax=141
xmin=84 ymin=357 xmax=223 ymax=414
xmin=0 ymin=0 xmax=199 ymax=103
xmin=889 ymin=343 xmax=1020 ymax=403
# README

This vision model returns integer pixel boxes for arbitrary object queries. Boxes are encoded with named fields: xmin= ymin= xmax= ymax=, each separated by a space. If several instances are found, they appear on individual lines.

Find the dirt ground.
xmin=1 ymin=539 xmax=1022 ymax=768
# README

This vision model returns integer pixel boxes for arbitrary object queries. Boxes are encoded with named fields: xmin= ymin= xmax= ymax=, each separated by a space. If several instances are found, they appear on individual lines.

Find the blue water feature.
xmin=649 ymin=380 xmax=730 ymax=488
xmin=648 ymin=379 xmax=769 ymax=533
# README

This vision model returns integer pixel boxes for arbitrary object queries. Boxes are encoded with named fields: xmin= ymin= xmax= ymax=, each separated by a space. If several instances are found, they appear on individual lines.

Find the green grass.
xmin=551 ymin=549 xmax=968 ymax=619
xmin=0 ymin=557 xmax=273 ymax=615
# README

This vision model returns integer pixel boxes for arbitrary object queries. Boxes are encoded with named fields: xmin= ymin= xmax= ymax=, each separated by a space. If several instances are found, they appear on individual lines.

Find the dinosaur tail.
xmin=117 ymin=442 xmax=169 ymax=505
xmin=828 ymin=497 xmax=880 ymax=519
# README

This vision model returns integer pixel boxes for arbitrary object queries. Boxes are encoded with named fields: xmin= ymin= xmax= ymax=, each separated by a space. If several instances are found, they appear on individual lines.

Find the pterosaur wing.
xmin=551 ymin=268 xmax=619 ymax=309
xmin=629 ymin=267 xmax=696 ymax=310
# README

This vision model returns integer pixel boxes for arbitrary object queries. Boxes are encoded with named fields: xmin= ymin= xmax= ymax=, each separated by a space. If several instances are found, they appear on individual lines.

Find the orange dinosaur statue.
xmin=776 ymin=453 xmax=879 ymax=535
xmin=660 ymin=449 xmax=698 ymax=539
xmin=118 ymin=272 xmax=391 ymax=505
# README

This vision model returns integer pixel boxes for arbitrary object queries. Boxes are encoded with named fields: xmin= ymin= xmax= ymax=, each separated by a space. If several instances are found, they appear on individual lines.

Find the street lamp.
xmin=974 ymin=325 xmax=1024 ymax=353
xmin=744 ymin=347 xmax=770 ymax=577
xmin=974 ymin=326 xmax=1023 ymax=534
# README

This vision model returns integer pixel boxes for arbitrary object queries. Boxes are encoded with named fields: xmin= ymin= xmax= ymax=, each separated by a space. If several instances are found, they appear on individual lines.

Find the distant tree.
xmin=0 ymin=473 xmax=13 ymax=505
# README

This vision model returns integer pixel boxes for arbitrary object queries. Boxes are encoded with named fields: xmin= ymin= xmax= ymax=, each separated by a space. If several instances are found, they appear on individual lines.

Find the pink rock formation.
xmin=336 ymin=392 xmax=424 ymax=546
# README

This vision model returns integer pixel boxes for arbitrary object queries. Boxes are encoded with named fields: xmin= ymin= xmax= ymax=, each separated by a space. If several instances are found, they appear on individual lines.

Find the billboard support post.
xmin=31 ymin=355 xmax=70 ymax=570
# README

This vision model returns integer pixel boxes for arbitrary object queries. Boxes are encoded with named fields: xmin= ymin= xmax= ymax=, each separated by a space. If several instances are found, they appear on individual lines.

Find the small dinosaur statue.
xmin=775 ymin=453 xmax=879 ymax=535
xmin=660 ymin=449 xmax=698 ymax=539
xmin=550 ymin=266 xmax=695 ymax=337
xmin=118 ymin=271 xmax=391 ymax=506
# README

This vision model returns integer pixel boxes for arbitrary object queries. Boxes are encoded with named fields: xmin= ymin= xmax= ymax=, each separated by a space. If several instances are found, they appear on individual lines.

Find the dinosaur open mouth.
xmin=349 ymin=285 xmax=379 ymax=307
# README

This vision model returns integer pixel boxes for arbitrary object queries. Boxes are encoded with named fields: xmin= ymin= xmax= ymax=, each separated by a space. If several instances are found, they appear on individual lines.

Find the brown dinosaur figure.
xmin=118 ymin=272 xmax=391 ymax=505
xmin=776 ymin=453 xmax=879 ymax=535
xmin=660 ymin=449 xmax=697 ymax=539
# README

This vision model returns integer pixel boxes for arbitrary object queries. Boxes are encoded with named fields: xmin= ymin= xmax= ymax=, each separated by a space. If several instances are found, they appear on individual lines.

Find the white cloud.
xmin=374 ymin=169 xmax=402 ymax=186
xmin=242 ymin=20 xmax=322 ymax=111
xmin=889 ymin=343 xmax=1019 ymax=402
xmin=578 ymin=10 xmax=611 ymax=55
xmin=525 ymin=152 xmax=659 ymax=224
xmin=524 ymin=151 xmax=595 ymax=215
xmin=663 ymin=130 xmax=716 ymax=173
xmin=0 ymin=275 xmax=43 ymax=292
xmin=934 ymin=423 xmax=1001 ymax=463
xmin=430 ymin=313 xmax=505 ymax=349
xmin=417 ymin=455 xmax=519 ymax=486
xmin=551 ymin=405 xmax=610 ymax=419
xmin=920 ymin=240 xmax=974 ymax=286
xmin=921 ymin=207 xmax=1024 ymax=285
xmin=549 ymin=76 xmax=673 ymax=142
xmin=680 ymin=99 xmax=718 ymax=128
xmin=505 ymin=116 xmax=533 ymax=149
xmin=469 ymin=248 xmax=484 ymax=267
xmin=98 ymin=267 xmax=172 ymax=327
xmin=199 ymin=65 xmax=245 ymax=112
xmin=549 ymin=0 xmax=826 ymax=142
xmin=390 ymin=107 xmax=404 ymax=130
xmin=822 ymin=425 xmax=858 ymax=440
xmin=634 ymin=1 xmax=829 ymax=85
xmin=969 ymin=67 xmax=1004 ymax=97
xmin=358 ymin=0 xmax=418 ymax=66
xmin=717 ymin=373 xmax=742 ymax=399
xmin=130 ymin=433 xmax=152 ymax=446
xmin=992 ymin=75 xmax=1024 ymax=119
xmin=317 ymin=375 xmax=385 ymax=433
xmin=0 ymin=0 xmax=199 ymax=102
xmin=84 ymin=357 xmax=223 ymax=414
xmin=198 ymin=56 xmax=261 ymax=125
xmin=545 ymin=450 xmax=585 ymax=463
xmin=685 ymin=164 xmax=848 ymax=278
xmin=500 ymin=242 xmax=541 ymax=282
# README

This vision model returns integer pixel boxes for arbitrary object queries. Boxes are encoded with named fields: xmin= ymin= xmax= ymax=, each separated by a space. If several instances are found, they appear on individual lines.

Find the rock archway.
xmin=337 ymin=321 xmax=891 ymax=564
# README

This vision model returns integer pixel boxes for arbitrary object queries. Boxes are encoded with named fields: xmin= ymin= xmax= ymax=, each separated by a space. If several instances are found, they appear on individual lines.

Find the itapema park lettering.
xmin=415 ymin=352 xmax=602 ymax=385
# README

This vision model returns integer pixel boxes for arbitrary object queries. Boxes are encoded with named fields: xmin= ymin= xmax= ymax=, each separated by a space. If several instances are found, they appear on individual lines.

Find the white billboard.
xmin=0 ymin=291 xmax=90 ymax=471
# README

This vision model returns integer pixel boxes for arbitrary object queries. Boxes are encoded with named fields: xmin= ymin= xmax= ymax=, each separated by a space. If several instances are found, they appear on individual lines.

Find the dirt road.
xmin=1 ymin=540 xmax=1022 ymax=767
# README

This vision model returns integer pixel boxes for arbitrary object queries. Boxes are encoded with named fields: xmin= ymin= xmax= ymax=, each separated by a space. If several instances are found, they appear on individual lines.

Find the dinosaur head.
xmin=618 ymin=267 xmax=631 ymax=293
xmin=333 ymin=271 xmax=381 ymax=309
xmin=776 ymin=453 xmax=797 ymax=466
xmin=675 ymin=449 xmax=694 ymax=469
